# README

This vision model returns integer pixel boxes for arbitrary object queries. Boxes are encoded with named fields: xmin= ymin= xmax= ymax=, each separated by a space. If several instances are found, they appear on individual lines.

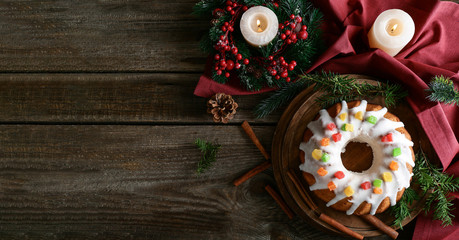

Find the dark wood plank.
xmin=0 ymin=73 xmax=282 ymax=123
xmin=0 ymin=0 xmax=207 ymax=72
xmin=0 ymin=124 xmax=366 ymax=240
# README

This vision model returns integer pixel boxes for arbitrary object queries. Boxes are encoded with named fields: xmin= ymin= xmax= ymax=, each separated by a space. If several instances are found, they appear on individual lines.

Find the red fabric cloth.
xmin=194 ymin=1 xmax=459 ymax=237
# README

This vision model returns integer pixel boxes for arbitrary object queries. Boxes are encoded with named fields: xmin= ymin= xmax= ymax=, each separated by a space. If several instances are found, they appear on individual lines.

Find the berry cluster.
xmin=266 ymin=56 xmax=297 ymax=82
xmin=279 ymin=14 xmax=308 ymax=45
xmin=213 ymin=0 xmax=250 ymax=78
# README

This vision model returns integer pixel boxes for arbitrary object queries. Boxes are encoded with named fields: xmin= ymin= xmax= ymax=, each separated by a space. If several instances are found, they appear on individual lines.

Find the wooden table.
xmin=0 ymin=1 xmax=453 ymax=239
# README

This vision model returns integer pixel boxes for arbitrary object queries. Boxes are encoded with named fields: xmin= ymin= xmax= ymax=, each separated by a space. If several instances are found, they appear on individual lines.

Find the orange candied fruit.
xmin=373 ymin=187 xmax=383 ymax=194
xmin=317 ymin=167 xmax=328 ymax=176
xmin=320 ymin=138 xmax=330 ymax=146
xmin=389 ymin=161 xmax=399 ymax=171
xmin=327 ymin=181 xmax=337 ymax=191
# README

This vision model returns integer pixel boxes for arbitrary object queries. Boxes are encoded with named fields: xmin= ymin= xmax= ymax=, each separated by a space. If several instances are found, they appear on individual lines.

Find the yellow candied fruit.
xmin=355 ymin=111 xmax=363 ymax=120
xmin=344 ymin=123 xmax=354 ymax=132
xmin=312 ymin=149 xmax=322 ymax=160
xmin=373 ymin=187 xmax=383 ymax=194
xmin=339 ymin=113 xmax=347 ymax=121
xmin=344 ymin=186 xmax=354 ymax=197
xmin=320 ymin=138 xmax=330 ymax=146
xmin=382 ymin=172 xmax=393 ymax=182
xmin=317 ymin=167 xmax=328 ymax=176
xmin=328 ymin=181 xmax=336 ymax=191
xmin=389 ymin=161 xmax=399 ymax=171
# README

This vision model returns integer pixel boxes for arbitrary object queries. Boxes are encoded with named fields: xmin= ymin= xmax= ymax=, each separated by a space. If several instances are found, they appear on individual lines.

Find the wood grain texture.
xmin=0 ymin=0 xmax=207 ymax=72
xmin=0 ymin=73 xmax=281 ymax=123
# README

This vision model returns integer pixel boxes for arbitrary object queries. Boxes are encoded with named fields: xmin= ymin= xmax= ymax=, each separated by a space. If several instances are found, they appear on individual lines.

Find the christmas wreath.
xmin=193 ymin=0 xmax=324 ymax=91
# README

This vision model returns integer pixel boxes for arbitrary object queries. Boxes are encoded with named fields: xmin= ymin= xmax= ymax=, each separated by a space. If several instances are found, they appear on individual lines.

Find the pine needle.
xmin=426 ymin=75 xmax=459 ymax=105
xmin=389 ymin=188 xmax=419 ymax=229
xmin=195 ymin=138 xmax=221 ymax=175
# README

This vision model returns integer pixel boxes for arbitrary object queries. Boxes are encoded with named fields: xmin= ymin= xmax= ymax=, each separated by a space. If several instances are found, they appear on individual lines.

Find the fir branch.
xmin=414 ymin=149 xmax=459 ymax=226
xmin=426 ymin=75 xmax=459 ymax=106
xmin=193 ymin=0 xmax=225 ymax=16
xmin=389 ymin=188 xmax=419 ymax=229
xmin=254 ymin=72 xmax=407 ymax=118
xmin=195 ymin=138 xmax=221 ymax=175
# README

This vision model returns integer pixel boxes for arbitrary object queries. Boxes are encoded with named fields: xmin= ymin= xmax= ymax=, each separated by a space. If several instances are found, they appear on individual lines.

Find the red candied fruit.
xmin=360 ymin=181 xmax=371 ymax=190
xmin=334 ymin=171 xmax=345 ymax=179
xmin=326 ymin=123 xmax=336 ymax=131
xmin=332 ymin=132 xmax=342 ymax=142
xmin=381 ymin=133 xmax=393 ymax=142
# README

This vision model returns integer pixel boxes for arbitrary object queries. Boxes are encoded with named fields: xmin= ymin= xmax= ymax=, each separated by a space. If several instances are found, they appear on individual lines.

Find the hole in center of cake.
xmin=341 ymin=141 xmax=373 ymax=172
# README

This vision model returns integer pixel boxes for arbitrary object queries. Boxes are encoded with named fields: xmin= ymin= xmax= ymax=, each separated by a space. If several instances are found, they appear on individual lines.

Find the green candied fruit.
xmin=393 ymin=147 xmax=402 ymax=157
xmin=367 ymin=116 xmax=377 ymax=124
xmin=321 ymin=153 xmax=330 ymax=162
xmin=373 ymin=179 xmax=383 ymax=188
xmin=341 ymin=124 xmax=347 ymax=131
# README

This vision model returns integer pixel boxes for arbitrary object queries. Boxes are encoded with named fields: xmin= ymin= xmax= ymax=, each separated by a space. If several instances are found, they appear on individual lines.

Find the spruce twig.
xmin=195 ymin=138 xmax=221 ymax=175
xmin=426 ymin=75 xmax=459 ymax=106
xmin=389 ymin=187 xmax=419 ymax=229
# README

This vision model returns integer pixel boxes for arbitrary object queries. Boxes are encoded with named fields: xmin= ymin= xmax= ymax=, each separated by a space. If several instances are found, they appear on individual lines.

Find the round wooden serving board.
xmin=272 ymin=75 xmax=432 ymax=238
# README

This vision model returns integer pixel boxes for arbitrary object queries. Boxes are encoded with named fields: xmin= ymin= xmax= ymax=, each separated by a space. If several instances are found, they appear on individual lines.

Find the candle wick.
xmin=257 ymin=19 xmax=263 ymax=32
xmin=390 ymin=24 xmax=398 ymax=34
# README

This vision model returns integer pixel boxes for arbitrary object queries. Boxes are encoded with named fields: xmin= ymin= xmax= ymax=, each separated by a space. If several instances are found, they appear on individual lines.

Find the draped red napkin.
xmin=194 ymin=0 xmax=459 ymax=238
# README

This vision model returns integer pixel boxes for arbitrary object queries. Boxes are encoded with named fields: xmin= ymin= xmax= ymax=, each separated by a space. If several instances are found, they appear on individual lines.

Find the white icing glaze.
xmin=299 ymin=100 xmax=414 ymax=215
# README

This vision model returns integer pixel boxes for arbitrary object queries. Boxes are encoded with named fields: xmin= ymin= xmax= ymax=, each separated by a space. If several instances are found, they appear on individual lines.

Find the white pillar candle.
xmin=367 ymin=9 xmax=415 ymax=57
xmin=240 ymin=6 xmax=278 ymax=47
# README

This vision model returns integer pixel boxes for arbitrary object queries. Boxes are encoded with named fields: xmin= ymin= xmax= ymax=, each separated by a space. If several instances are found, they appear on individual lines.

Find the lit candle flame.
xmin=257 ymin=19 xmax=263 ymax=32
xmin=390 ymin=24 xmax=398 ymax=34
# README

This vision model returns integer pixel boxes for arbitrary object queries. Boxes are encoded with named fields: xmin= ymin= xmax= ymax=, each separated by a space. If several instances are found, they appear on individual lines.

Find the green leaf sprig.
xmin=195 ymin=138 xmax=221 ymax=175
xmin=426 ymin=75 xmax=459 ymax=106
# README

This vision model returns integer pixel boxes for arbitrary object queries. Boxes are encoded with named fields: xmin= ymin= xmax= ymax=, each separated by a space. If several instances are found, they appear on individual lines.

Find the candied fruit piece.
xmin=328 ymin=181 xmax=336 ymax=191
xmin=320 ymin=138 xmax=330 ymax=146
xmin=332 ymin=133 xmax=342 ymax=142
xmin=360 ymin=181 xmax=371 ymax=190
xmin=317 ymin=167 xmax=328 ymax=176
xmin=367 ymin=116 xmax=377 ymax=124
xmin=389 ymin=161 xmax=399 ymax=171
xmin=326 ymin=123 xmax=336 ymax=131
xmin=321 ymin=153 xmax=330 ymax=162
xmin=373 ymin=179 xmax=382 ymax=187
xmin=339 ymin=113 xmax=347 ymax=121
xmin=381 ymin=133 xmax=393 ymax=142
xmin=355 ymin=111 xmax=363 ymax=120
xmin=373 ymin=187 xmax=383 ymax=194
xmin=341 ymin=123 xmax=354 ymax=132
xmin=393 ymin=147 xmax=401 ymax=157
xmin=344 ymin=186 xmax=354 ymax=197
xmin=312 ymin=149 xmax=322 ymax=160
xmin=382 ymin=172 xmax=393 ymax=182
xmin=334 ymin=171 xmax=345 ymax=179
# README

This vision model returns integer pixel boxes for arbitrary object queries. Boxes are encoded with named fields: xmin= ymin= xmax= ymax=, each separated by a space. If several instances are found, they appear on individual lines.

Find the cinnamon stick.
xmin=319 ymin=213 xmax=364 ymax=240
xmin=360 ymin=214 xmax=398 ymax=239
xmin=241 ymin=121 xmax=270 ymax=160
xmin=233 ymin=161 xmax=272 ymax=186
xmin=265 ymin=185 xmax=295 ymax=219
xmin=287 ymin=170 xmax=318 ymax=210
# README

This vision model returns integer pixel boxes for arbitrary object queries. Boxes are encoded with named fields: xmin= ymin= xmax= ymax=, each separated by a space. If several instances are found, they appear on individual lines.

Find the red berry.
xmin=226 ymin=0 xmax=232 ymax=5
xmin=225 ymin=72 xmax=230 ymax=78
xmin=298 ymin=30 xmax=308 ymax=40
xmin=290 ymin=14 xmax=295 ymax=19
xmin=334 ymin=171 xmax=345 ymax=179
xmin=288 ymin=64 xmax=294 ymax=71
xmin=224 ymin=46 xmax=230 ymax=51
xmin=332 ymin=133 xmax=342 ymax=142
xmin=216 ymin=70 xmax=222 ymax=75
xmin=230 ymin=10 xmax=235 ymax=15
xmin=232 ymin=3 xmax=237 ymax=7
xmin=235 ymin=63 xmax=241 ymax=69
xmin=290 ymin=23 xmax=295 ymax=29
xmin=274 ymin=3 xmax=279 ymax=7
xmin=242 ymin=6 xmax=248 ymax=11
xmin=231 ymin=47 xmax=238 ymax=55
xmin=271 ymin=61 xmax=276 ymax=66
xmin=226 ymin=60 xmax=234 ymax=70
xmin=228 ymin=26 xmax=234 ymax=32
xmin=286 ymin=77 xmax=291 ymax=82
xmin=220 ymin=60 xmax=227 ymax=69
xmin=290 ymin=34 xmax=297 ymax=41
xmin=220 ymin=35 xmax=224 ymax=40
xmin=268 ymin=56 xmax=273 ymax=61
xmin=296 ymin=16 xmax=302 ymax=23
xmin=293 ymin=39 xmax=298 ymax=44
xmin=280 ymin=34 xmax=286 ymax=40
xmin=302 ymin=25 xmax=307 ymax=31
xmin=221 ymin=26 xmax=227 ymax=32
xmin=285 ymin=30 xmax=291 ymax=35
xmin=282 ymin=61 xmax=288 ymax=67
xmin=214 ymin=66 xmax=219 ymax=71
xmin=236 ymin=54 xmax=242 ymax=60
xmin=361 ymin=181 xmax=371 ymax=190
xmin=243 ymin=59 xmax=249 ymax=65
xmin=280 ymin=71 xmax=288 ymax=78
xmin=326 ymin=123 xmax=336 ymax=131
xmin=226 ymin=6 xmax=232 ymax=11
xmin=279 ymin=57 xmax=284 ymax=61
xmin=287 ymin=39 xmax=292 ymax=44
xmin=275 ymin=75 xmax=280 ymax=80
xmin=291 ymin=60 xmax=297 ymax=66
xmin=214 ymin=54 xmax=220 ymax=60
xmin=270 ymin=69 xmax=277 ymax=76
xmin=224 ymin=22 xmax=229 ymax=27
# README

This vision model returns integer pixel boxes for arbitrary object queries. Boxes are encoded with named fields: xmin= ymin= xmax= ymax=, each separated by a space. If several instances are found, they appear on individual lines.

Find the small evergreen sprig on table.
xmin=195 ymin=138 xmax=221 ymax=175
xmin=254 ymin=72 xmax=407 ymax=118
xmin=390 ymin=149 xmax=459 ymax=228
xmin=426 ymin=75 xmax=459 ymax=106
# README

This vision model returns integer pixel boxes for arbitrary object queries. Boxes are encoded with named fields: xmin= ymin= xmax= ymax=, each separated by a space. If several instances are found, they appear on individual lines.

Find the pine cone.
xmin=207 ymin=93 xmax=238 ymax=123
